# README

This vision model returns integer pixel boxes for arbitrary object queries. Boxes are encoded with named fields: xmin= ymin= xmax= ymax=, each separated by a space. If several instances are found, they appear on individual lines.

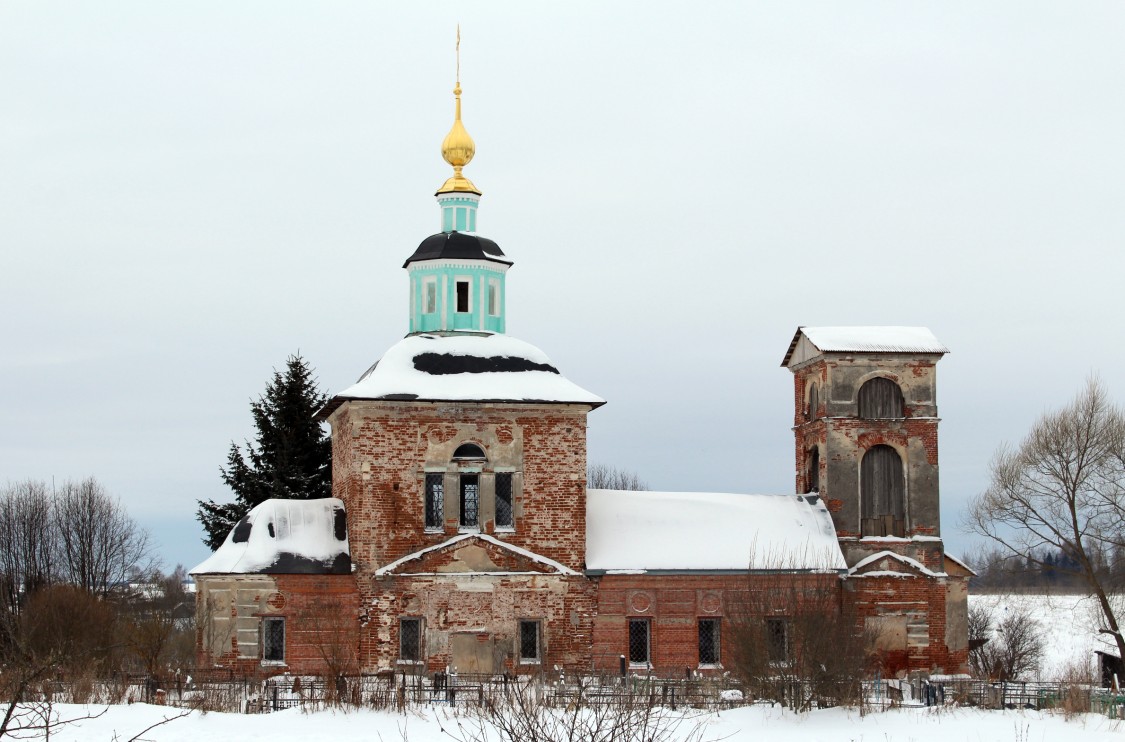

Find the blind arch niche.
xmin=860 ymin=444 xmax=905 ymax=537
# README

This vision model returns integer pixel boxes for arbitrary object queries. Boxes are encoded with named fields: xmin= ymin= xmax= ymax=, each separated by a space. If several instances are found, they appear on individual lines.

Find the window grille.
xmin=858 ymin=377 xmax=904 ymax=418
xmin=628 ymin=619 xmax=650 ymax=665
xmin=425 ymin=473 xmax=444 ymax=529
xmin=519 ymin=620 xmax=540 ymax=662
xmin=861 ymin=445 xmax=905 ymax=537
xmin=766 ymin=618 xmax=788 ymax=663
xmin=400 ymin=618 xmax=422 ymax=662
xmin=262 ymin=617 xmax=285 ymax=662
xmin=460 ymin=474 xmax=479 ymax=529
xmin=495 ymin=473 xmax=513 ymax=528
xmin=698 ymin=618 xmax=720 ymax=665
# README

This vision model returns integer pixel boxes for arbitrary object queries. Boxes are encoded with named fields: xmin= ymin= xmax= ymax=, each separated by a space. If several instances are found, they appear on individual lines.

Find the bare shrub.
xmin=1055 ymin=658 xmax=1096 ymax=718
xmin=443 ymin=677 xmax=711 ymax=742
xmin=298 ymin=595 xmax=361 ymax=705
xmin=587 ymin=464 xmax=648 ymax=491
xmin=969 ymin=602 xmax=1045 ymax=681
xmin=728 ymin=571 xmax=873 ymax=710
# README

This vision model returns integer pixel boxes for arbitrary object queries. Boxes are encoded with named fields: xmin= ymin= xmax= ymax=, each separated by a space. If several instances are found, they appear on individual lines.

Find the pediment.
xmin=848 ymin=550 xmax=939 ymax=579
xmin=375 ymin=533 xmax=577 ymax=577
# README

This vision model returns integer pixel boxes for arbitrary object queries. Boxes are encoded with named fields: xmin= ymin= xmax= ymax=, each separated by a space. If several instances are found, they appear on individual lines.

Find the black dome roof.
xmin=403 ymin=231 xmax=512 ymax=268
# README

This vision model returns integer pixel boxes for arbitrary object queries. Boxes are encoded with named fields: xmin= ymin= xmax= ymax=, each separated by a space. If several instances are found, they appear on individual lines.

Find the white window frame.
xmin=628 ymin=618 xmax=652 ymax=669
xmin=455 ymin=278 xmax=472 ymax=314
xmin=487 ymin=279 xmax=500 ymax=317
xmin=423 ymin=277 xmax=438 ymax=315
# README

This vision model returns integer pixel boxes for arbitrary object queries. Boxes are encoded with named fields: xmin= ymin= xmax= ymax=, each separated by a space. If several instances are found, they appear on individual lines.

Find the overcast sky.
xmin=3 ymin=2 xmax=1124 ymax=573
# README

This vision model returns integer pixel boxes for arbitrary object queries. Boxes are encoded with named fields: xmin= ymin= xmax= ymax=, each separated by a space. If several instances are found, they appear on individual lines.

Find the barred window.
xmin=495 ymin=473 xmax=513 ymax=528
xmin=519 ymin=620 xmax=540 ymax=663
xmin=262 ymin=617 xmax=285 ymax=662
xmin=767 ymin=618 xmax=788 ymax=663
xmin=425 ymin=473 xmax=444 ymax=530
xmin=698 ymin=618 xmax=720 ymax=665
xmin=628 ymin=618 xmax=650 ymax=665
xmin=400 ymin=618 xmax=422 ymax=663
xmin=460 ymin=474 xmax=479 ymax=529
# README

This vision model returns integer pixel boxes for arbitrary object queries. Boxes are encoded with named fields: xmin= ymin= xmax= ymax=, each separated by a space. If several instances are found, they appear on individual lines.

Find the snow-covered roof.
xmin=585 ymin=490 xmax=846 ymax=573
xmin=320 ymin=333 xmax=604 ymax=418
xmin=190 ymin=498 xmax=351 ymax=575
xmin=782 ymin=326 xmax=948 ymax=366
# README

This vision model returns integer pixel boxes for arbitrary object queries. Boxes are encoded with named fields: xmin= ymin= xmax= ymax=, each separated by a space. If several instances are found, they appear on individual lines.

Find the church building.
xmin=191 ymin=70 xmax=971 ymax=680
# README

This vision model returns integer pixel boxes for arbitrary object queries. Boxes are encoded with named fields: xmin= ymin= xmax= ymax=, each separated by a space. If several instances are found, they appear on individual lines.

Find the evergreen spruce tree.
xmin=196 ymin=354 xmax=332 ymax=550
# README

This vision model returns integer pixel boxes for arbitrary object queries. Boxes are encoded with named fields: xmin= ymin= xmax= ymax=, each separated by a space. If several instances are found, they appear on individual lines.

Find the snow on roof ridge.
xmin=801 ymin=326 xmax=949 ymax=355
xmin=374 ymin=532 xmax=578 ymax=576
xmin=848 ymin=550 xmax=946 ymax=578
xmin=944 ymin=552 xmax=977 ymax=575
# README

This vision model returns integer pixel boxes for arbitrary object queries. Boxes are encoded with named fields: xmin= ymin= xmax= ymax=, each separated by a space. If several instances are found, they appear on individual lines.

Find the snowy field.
xmin=25 ymin=702 xmax=1123 ymax=742
xmin=969 ymin=591 xmax=1115 ymax=680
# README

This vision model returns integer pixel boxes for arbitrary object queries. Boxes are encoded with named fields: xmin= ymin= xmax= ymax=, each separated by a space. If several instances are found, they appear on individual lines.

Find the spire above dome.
xmin=436 ymin=27 xmax=480 ymax=196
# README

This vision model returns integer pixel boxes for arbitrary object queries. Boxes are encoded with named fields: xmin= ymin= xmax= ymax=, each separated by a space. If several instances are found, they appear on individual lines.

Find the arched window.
xmin=453 ymin=443 xmax=486 ymax=460
xmin=806 ymin=447 xmax=820 ymax=493
xmin=860 ymin=445 xmax=905 ymax=537
xmin=805 ymin=383 xmax=819 ymax=421
xmin=858 ymin=377 xmax=904 ymax=419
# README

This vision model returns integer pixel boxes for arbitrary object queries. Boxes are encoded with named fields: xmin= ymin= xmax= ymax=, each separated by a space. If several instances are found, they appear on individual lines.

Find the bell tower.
xmin=781 ymin=326 xmax=948 ymax=568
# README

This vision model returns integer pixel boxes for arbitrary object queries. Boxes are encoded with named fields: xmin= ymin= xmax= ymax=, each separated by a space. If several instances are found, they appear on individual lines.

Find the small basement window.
xmin=456 ymin=280 xmax=470 ymax=313
xmin=262 ymin=617 xmax=285 ymax=663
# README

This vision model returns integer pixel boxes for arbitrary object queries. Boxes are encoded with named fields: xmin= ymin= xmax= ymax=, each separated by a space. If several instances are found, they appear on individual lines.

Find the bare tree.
xmin=54 ymin=478 xmax=152 ymax=596
xmin=0 ymin=481 xmax=56 ymax=614
xmin=587 ymin=464 xmax=648 ymax=491
xmin=965 ymin=377 xmax=1125 ymax=659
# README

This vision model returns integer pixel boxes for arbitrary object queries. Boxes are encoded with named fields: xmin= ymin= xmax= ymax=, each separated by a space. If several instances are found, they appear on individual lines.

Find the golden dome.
xmin=436 ymin=83 xmax=481 ymax=195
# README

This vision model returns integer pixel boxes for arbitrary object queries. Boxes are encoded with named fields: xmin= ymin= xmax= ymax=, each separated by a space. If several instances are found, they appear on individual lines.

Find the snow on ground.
xmin=969 ymin=591 xmax=1117 ymax=679
xmin=23 ymin=702 xmax=1123 ymax=742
